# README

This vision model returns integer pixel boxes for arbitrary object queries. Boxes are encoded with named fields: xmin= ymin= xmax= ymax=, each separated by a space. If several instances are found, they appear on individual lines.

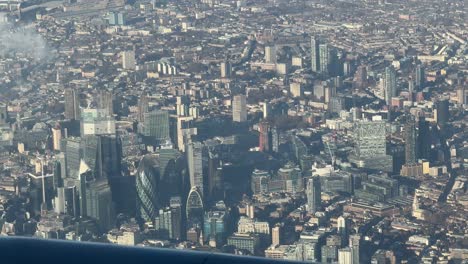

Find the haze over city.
xmin=0 ymin=0 xmax=466 ymax=263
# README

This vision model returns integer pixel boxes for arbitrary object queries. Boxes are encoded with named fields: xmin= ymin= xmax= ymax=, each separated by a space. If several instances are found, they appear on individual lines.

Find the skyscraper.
xmin=232 ymin=94 xmax=247 ymax=122
xmin=272 ymin=225 xmax=280 ymax=246
xmin=354 ymin=65 xmax=367 ymax=89
xmin=436 ymin=99 xmax=449 ymax=127
xmin=122 ymin=50 xmax=136 ymax=70
xmin=85 ymin=178 xmax=115 ymax=231
xmin=384 ymin=66 xmax=397 ymax=105
xmin=258 ymin=121 xmax=271 ymax=152
xmin=137 ymin=93 xmax=149 ymax=123
xmin=81 ymin=109 xmax=116 ymax=136
xmin=143 ymin=110 xmax=170 ymax=142
xmin=404 ymin=117 xmax=417 ymax=164
xmin=306 ymin=176 xmax=321 ymax=214
xmin=318 ymin=43 xmax=329 ymax=74
xmin=414 ymin=64 xmax=425 ymax=90
xmin=187 ymin=141 xmax=205 ymax=195
xmin=136 ymin=155 xmax=160 ymax=223
xmin=98 ymin=90 xmax=114 ymax=116
xmin=52 ymin=124 xmax=62 ymax=151
xmin=349 ymin=235 xmax=360 ymax=264
xmin=0 ymin=103 xmax=7 ymax=125
xmin=417 ymin=117 xmax=431 ymax=160
xmin=338 ymin=247 xmax=353 ymax=264
xmin=220 ymin=61 xmax=231 ymax=78
xmin=265 ymin=45 xmax=276 ymax=64
xmin=186 ymin=186 xmax=204 ymax=229
xmin=65 ymin=88 xmax=80 ymax=120
xmin=311 ymin=36 xmax=320 ymax=73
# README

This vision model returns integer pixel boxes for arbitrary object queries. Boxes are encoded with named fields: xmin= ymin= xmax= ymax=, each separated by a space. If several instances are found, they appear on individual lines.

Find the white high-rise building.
xmin=187 ymin=141 xmax=204 ymax=195
xmin=232 ymin=94 xmax=247 ymax=122
xmin=306 ymin=176 xmax=321 ymax=214
xmin=122 ymin=50 xmax=136 ymax=70
xmin=338 ymin=247 xmax=353 ymax=264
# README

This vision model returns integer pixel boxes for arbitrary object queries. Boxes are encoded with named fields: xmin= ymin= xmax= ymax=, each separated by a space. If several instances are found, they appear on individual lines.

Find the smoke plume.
xmin=0 ymin=19 xmax=48 ymax=61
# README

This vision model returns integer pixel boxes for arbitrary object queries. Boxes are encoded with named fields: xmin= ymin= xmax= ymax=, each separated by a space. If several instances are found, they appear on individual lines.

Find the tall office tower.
xmin=338 ymin=247 xmax=353 ymax=264
xmin=271 ymin=127 xmax=279 ymax=153
xmin=435 ymin=99 xmax=449 ymax=127
xmin=457 ymin=85 xmax=466 ymax=105
xmin=414 ymin=64 xmax=425 ymax=90
xmin=354 ymin=65 xmax=367 ymax=89
xmin=80 ymin=134 xmax=121 ymax=180
xmin=158 ymin=147 xmax=184 ymax=201
xmin=62 ymin=137 xmax=82 ymax=180
xmin=383 ymin=66 xmax=397 ymax=105
xmin=0 ymin=103 xmax=7 ymax=125
xmin=52 ymin=124 xmax=62 ymax=151
xmin=81 ymin=109 xmax=116 ymax=136
xmin=169 ymin=196 xmax=183 ymax=240
xmin=175 ymin=116 xmax=196 ymax=152
xmin=186 ymin=186 xmax=204 ymax=229
xmin=271 ymin=225 xmax=280 ymax=246
xmin=78 ymin=159 xmax=93 ymax=218
xmin=232 ymin=94 xmax=247 ymax=122
xmin=328 ymin=48 xmax=340 ymax=77
xmin=349 ymin=235 xmax=360 ymax=264
xmin=203 ymin=209 xmax=227 ymax=247
xmin=250 ymin=169 xmax=270 ymax=195
xmin=404 ymin=117 xmax=417 ymax=164
xmin=64 ymin=88 xmax=80 ymax=120
xmin=137 ymin=93 xmax=149 ymax=123
xmin=176 ymin=95 xmax=190 ymax=117
xmin=306 ymin=176 xmax=321 ymax=214
xmin=265 ymin=45 xmax=276 ymax=63
xmin=207 ymin=152 xmax=223 ymax=201
xmin=258 ymin=121 xmax=271 ymax=152
xmin=352 ymin=120 xmax=393 ymax=172
xmin=121 ymin=50 xmax=136 ymax=70
xmin=318 ymin=43 xmax=329 ymax=74
xmin=136 ymin=155 xmax=160 ymax=223
xmin=262 ymin=102 xmax=271 ymax=118
xmin=311 ymin=36 xmax=320 ymax=72
xmin=98 ymin=90 xmax=114 ymax=116
xmin=187 ymin=141 xmax=205 ymax=195
xmin=417 ymin=117 xmax=431 ymax=160
xmin=85 ymin=178 xmax=114 ymax=231
xmin=155 ymin=207 xmax=175 ymax=239
xmin=220 ymin=61 xmax=231 ymax=78
xmin=337 ymin=216 xmax=347 ymax=238
xmin=143 ymin=110 xmax=170 ymax=141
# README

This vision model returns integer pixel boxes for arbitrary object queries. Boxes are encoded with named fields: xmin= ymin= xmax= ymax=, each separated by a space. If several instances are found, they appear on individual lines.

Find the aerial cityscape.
xmin=0 ymin=0 xmax=466 ymax=263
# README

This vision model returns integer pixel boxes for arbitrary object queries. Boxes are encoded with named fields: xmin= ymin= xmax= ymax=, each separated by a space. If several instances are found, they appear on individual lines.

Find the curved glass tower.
xmin=136 ymin=155 xmax=160 ymax=223
xmin=186 ymin=186 xmax=204 ymax=229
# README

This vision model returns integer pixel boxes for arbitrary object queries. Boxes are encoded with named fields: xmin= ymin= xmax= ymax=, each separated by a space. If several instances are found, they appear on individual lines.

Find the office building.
xmin=384 ymin=66 xmax=397 ymax=105
xmin=98 ymin=90 xmax=114 ymax=116
xmin=306 ymin=176 xmax=321 ymax=214
xmin=290 ymin=82 xmax=303 ymax=98
xmin=65 ymin=88 xmax=80 ymax=120
xmin=371 ymin=249 xmax=397 ymax=264
xmin=311 ymin=36 xmax=320 ymax=72
xmin=81 ymin=109 xmax=116 ymax=136
xmin=155 ymin=207 xmax=179 ymax=240
xmin=52 ymin=124 xmax=62 ymax=151
xmin=265 ymin=45 xmax=276 ymax=64
xmin=414 ymin=64 xmax=424 ymax=90
xmin=137 ymin=93 xmax=149 ymax=123
xmin=258 ymin=121 xmax=271 ymax=152
xmin=435 ymin=99 xmax=449 ymax=127
xmin=349 ymin=235 xmax=360 ymax=264
xmin=354 ymin=65 xmax=367 ymax=89
xmin=322 ymin=245 xmax=339 ymax=263
xmin=136 ymin=155 xmax=160 ymax=223
xmin=227 ymin=233 xmax=260 ymax=255
xmin=203 ymin=209 xmax=228 ymax=247
xmin=318 ymin=44 xmax=329 ymax=75
xmin=338 ymin=247 xmax=353 ymax=264
xmin=0 ymin=103 xmax=7 ymax=125
xmin=85 ymin=179 xmax=114 ymax=231
xmin=143 ymin=110 xmax=170 ymax=141
xmin=232 ymin=94 xmax=247 ymax=122
xmin=404 ymin=117 xmax=417 ymax=164
xmin=272 ymin=225 xmax=280 ymax=246
xmin=251 ymin=169 xmax=270 ymax=195
xmin=122 ymin=50 xmax=136 ymax=70
xmin=186 ymin=186 xmax=204 ymax=229
xmin=220 ymin=61 xmax=231 ymax=78
xmin=237 ymin=216 xmax=270 ymax=235
xmin=187 ymin=141 xmax=205 ymax=195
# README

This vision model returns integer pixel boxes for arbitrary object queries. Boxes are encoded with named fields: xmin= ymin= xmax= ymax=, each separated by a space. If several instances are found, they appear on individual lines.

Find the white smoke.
xmin=0 ymin=19 xmax=49 ymax=61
